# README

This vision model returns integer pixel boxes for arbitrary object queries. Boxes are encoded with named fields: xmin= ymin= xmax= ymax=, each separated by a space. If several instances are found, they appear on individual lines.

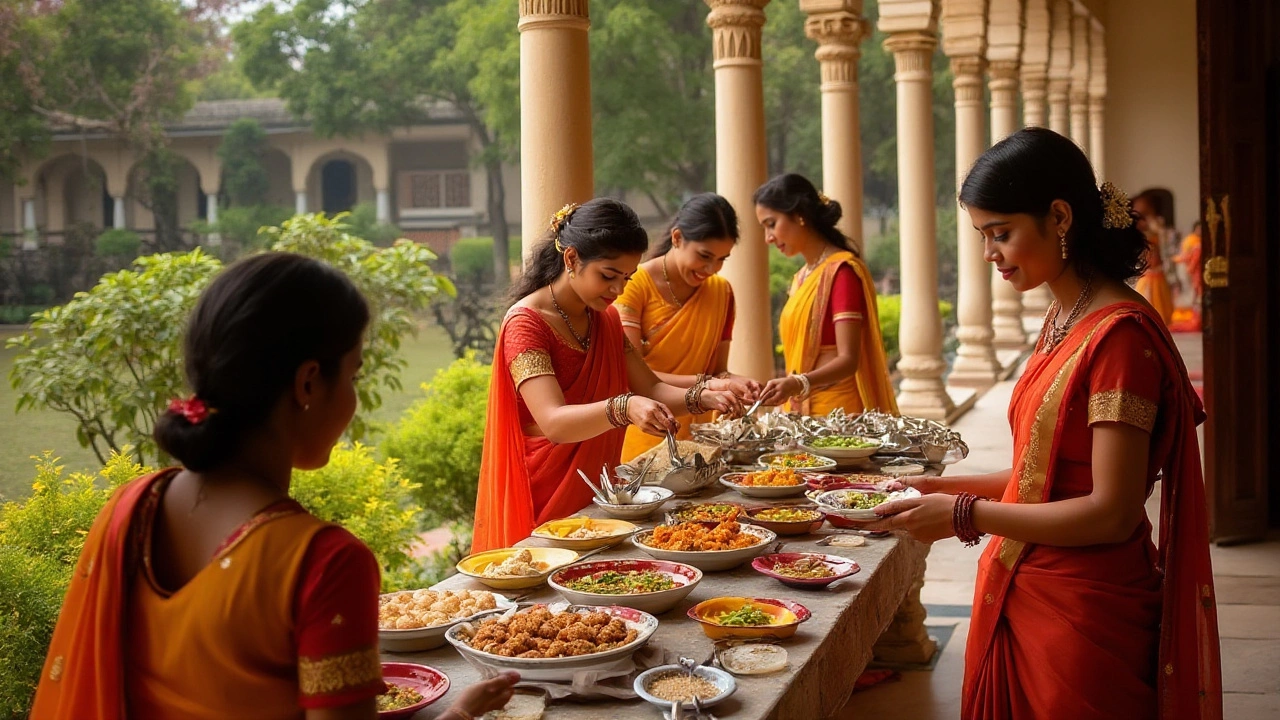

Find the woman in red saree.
xmin=861 ymin=128 xmax=1221 ymax=720
xmin=472 ymin=199 xmax=743 ymax=553
xmin=32 ymin=254 xmax=517 ymax=720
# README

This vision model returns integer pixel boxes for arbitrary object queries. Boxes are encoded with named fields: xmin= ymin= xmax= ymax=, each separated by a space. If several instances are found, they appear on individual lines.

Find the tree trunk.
xmin=486 ymin=156 xmax=510 ymax=288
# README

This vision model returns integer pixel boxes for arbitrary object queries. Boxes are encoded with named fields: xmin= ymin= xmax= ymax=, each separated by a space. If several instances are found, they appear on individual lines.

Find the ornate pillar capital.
xmin=803 ymin=10 xmax=870 ymax=88
xmin=884 ymin=31 xmax=937 ymax=81
xmin=950 ymin=56 xmax=986 ymax=106
xmin=705 ymin=0 xmax=770 ymax=68
xmin=518 ymin=0 xmax=589 ymax=32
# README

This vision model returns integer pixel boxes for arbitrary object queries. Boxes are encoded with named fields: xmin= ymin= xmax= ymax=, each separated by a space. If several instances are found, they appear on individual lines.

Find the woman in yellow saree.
xmin=753 ymin=174 xmax=897 ymax=416
xmin=615 ymin=193 xmax=761 ymax=462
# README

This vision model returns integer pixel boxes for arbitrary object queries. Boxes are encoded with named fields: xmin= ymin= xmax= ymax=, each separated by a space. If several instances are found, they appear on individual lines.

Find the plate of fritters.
xmin=378 ymin=589 xmax=515 ymax=652
xmin=445 ymin=603 xmax=660 ymax=681
xmin=632 ymin=520 xmax=776 ymax=572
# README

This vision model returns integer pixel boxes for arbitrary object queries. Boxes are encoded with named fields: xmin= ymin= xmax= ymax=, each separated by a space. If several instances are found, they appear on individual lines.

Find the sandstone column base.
xmin=873 ymin=540 xmax=937 ymax=665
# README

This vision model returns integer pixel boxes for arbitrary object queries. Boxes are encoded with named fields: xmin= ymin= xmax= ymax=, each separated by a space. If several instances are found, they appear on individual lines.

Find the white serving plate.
xmin=799 ymin=436 xmax=884 ymax=460
xmin=378 ymin=593 xmax=517 ymax=652
xmin=718 ymin=472 xmax=808 ymax=499
xmin=444 ymin=604 xmax=659 ymax=682
xmin=591 ymin=486 xmax=674 ymax=520
xmin=758 ymin=452 xmax=839 ymax=473
xmin=631 ymin=524 xmax=777 ymax=572
xmin=813 ymin=487 xmax=921 ymax=520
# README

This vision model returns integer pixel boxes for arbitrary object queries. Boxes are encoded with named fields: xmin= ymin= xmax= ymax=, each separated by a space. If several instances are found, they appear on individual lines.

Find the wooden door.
xmin=1196 ymin=0 xmax=1279 ymax=542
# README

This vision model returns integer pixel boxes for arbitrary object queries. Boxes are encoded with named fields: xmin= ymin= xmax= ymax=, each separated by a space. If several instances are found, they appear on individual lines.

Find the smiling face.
xmin=669 ymin=232 xmax=735 ymax=286
xmin=568 ymin=252 xmax=643 ymax=310
xmin=968 ymin=203 xmax=1070 ymax=293
xmin=755 ymin=205 xmax=809 ymax=258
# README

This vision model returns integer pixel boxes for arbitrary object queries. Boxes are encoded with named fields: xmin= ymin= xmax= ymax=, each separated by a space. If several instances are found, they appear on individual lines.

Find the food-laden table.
xmin=392 ymin=479 xmax=937 ymax=720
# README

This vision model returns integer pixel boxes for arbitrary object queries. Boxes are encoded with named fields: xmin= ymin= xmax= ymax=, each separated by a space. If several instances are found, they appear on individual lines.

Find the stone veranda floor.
xmin=837 ymin=332 xmax=1280 ymax=720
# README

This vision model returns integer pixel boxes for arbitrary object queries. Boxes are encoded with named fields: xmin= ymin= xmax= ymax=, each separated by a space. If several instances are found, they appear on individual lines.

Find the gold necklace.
xmin=799 ymin=246 xmax=832 ymax=285
xmin=549 ymin=285 xmax=591 ymax=350
xmin=1039 ymin=274 xmax=1096 ymax=354
xmin=661 ymin=255 xmax=684 ymax=308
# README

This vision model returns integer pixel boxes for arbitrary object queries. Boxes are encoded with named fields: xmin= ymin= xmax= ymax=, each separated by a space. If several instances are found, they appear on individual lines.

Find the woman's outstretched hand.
xmin=627 ymin=396 xmax=679 ymax=436
xmin=848 ymin=493 xmax=958 ymax=544
xmin=757 ymin=376 xmax=803 ymax=408
xmin=699 ymin=388 xmax=743 ymax=417
xmin=709 ymin=375 xmax=762 ymax=403
xmin=444 ymin=671 xmax=520 ymax=718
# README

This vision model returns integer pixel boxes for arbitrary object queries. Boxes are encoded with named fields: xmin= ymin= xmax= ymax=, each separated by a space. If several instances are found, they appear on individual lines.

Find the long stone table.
xmin=393 ymin=481 xmax=935 ymax=720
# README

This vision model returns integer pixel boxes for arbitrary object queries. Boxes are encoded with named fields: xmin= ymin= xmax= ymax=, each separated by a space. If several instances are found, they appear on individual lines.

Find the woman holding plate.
xmin=472 ymin=199 xmax=742 ymax=554
xmin=858 ymin=128 xmax=1221 ymax=720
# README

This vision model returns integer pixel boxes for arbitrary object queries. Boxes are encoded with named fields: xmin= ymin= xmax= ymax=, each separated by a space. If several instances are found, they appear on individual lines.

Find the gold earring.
xmin=798 ymin=217 xmax=805 ymax=226
xmin=304 ymin=404 xmax=310 ymax=411
xmin=1059 ymin=231 xmax=1068 ymax=260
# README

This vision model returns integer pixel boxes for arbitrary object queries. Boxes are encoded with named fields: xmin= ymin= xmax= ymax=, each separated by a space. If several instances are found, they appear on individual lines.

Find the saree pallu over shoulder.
xmin=620 ymin=274 xmax=732 ymax=461
xmin=30 ymin=471 xmax=173 ymax=720
xmin=963 ymin=302 xmax=1221 ymax=720
xmin=779 ymin=252 xmax=897 ymax=415
xmin=472 ymin=306 xmax=629 ymax=553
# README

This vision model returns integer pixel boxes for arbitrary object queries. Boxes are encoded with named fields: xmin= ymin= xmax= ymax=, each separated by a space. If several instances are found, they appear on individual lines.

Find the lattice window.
xmin=399 ymin=171 xmax=472 ymax=210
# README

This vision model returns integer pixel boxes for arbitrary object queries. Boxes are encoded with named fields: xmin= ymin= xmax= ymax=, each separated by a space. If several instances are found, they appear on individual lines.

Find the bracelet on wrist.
xmin=953 ymin=492 xmax=985 ymax=547
xmin=790 ymin=372 xmax=811 ymax=399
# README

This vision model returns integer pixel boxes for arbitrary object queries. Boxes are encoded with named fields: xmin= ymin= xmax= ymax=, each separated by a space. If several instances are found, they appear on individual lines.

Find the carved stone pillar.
xmin=801 ymin=0 xmax=870 ymax=253
xmin=1020 ymin=0 xmax=1051 ymax=129
xmin=988 ymin=60 xmax=1033 ymax=348
xmin=1068 ymin=10 xmax=1091 ymax=150
xmin=519 ymin=0 xmax=593 ymax=264
xmin=1088 ymin=22 xmax=1107 ymax=176
xmin=882 ymin=28 xmax=953 ymax=420
xmin=705 ymin=0 xmax=773 ymax=383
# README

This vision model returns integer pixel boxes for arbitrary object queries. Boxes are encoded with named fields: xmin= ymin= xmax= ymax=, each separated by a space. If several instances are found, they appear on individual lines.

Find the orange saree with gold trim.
xmin=963 ymin=302 xmax=1221 ymax=720
xmin=779 ymin=251 xmax=897 ymax=416
xmin=472 ymin=306 xmax=630 ymax=553
xmin=616 ymin=269 xmax=732 ymax=462
xmin=1135 ymin=235 xmax=1175 ymax=325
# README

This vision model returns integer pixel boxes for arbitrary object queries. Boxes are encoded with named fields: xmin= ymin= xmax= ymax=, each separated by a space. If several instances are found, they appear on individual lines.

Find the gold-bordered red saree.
xmin=963 ymin=302 xmax=1221 ymax=720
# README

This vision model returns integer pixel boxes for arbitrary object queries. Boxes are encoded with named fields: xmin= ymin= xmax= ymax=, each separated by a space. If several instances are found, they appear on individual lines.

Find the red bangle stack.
xmin=953 ymin=492 xmax=984 ymax=547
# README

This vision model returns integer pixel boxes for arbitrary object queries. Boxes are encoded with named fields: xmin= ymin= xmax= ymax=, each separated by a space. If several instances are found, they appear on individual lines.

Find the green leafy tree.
xmin=9 ymin=213 xmax=455 ymax=462
xmin=235 ymin=0 xmax=519 ymax=287
xmin=763 ymin=0 xmax=822 ymax=180
xmin=218 ymin=118 xmax=271 ymax=207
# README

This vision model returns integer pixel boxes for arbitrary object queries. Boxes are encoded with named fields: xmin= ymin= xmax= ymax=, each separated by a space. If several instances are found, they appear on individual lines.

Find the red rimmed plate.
xmin=378 ymin=662 xmax=450 ymax=719
xmin=687 ymin=596 xmax=812 ymax=640
xmin=548 ymin=558 xmax=703 ymax=614
xmin=751 ymin=552 xmax=860 ymax=588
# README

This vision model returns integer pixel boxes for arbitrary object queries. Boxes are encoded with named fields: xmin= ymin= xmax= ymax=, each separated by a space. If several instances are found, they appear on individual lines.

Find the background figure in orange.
xmin=32 ymin=253 xmax=518 ymax=720
xmin=1131 ymin=193 xmax=1176 ymax=325
xmin=1175 ymin=220 xmax=1204 ymax=306
xmin=615 ymin=193 xmax=760 ymax=462
xmin=472 ymin=199 xmax=744 ymax=554
xmin=858 ymin=129 xmax=1221 ymax=720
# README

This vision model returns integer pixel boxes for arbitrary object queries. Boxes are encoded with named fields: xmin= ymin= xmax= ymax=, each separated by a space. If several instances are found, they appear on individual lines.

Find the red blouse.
xmin=819 ymin=264 xmax=867 ymax=345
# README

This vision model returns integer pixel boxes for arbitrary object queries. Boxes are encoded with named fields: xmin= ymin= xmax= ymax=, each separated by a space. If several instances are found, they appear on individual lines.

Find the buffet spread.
xmin=375 ymin=409 xmax=963 ymax=720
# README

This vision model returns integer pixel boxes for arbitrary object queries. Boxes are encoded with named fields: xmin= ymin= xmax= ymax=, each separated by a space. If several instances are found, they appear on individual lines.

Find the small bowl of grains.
xmin=633 ymin=664 xmax=736 ymax=712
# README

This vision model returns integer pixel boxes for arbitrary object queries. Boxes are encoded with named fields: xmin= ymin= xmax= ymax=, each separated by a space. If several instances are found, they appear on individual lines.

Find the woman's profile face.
xmin=670 ymin=234 xmax=735 ymax=287
xmin=571 ymin=253 xmax=641 ymax=310
xmin=755 ymin=205 xmax=805 ymax=257
xmin=968 ymin=206 xmax=1062 ymax=293
xmin=294 ymin=342 xmax=364 ymax=470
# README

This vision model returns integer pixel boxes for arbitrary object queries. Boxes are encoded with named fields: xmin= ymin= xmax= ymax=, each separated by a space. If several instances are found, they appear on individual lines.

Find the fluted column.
xmin=1088 ymin=22 xmax=1107 ymax=176
xmin=801 ymin=0 xmax=869 ymax=254
xmin=1020 ymin=0 xmax=1050 ymax=128
xmin=706 ymin=0 xmax=773 ymax=383
xmin=519 ymin=0 xmax=594 ymax=265
xmin=21 ymin=196 xmax=37 ymax=250
xmin=882 ymin=29 xmax=953 ymax=420
xmin=949 ymin=56 xmax=1001 ymax=386
xmin=1046 ymin=0 xmax=1072 ymax=139
xmin=988 ymin=60 xmax=1034 ymax=348
xmin=1068 ymin=9 xmax=1091 ymax=150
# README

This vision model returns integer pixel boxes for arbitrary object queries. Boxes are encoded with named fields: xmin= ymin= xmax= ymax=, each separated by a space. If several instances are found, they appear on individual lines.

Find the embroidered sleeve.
xmin=294 ymin=527 xmax=384 ymax=708
xmin=1088 ymin=390 xmax=1158 ymax=432
xmin=509 ymin=349 xmax=555 ymax=386
xmin=1086 ymin=317 xmax=1163 ymax=434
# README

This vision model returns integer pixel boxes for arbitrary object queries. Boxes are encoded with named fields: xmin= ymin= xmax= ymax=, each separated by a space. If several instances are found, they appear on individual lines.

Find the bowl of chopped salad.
xmin=751 ymin=552 xmax=861 ymax=588
xmin=813 ymin=487 xmax=921 ymax=520
xmin=687 ymin=597 xmax=811 ymax=640
xmin=377 ymin=662 xmax=450 ymax=719
xmin=758 ymin=452 xmax=839 ymax=473
xmin=742 ymin=505 xmax=826 ymax=535
xmin=800 ymin=435 xmax=884 ymax=460
xmin=549 ymin=558 xmax=703 ymax=614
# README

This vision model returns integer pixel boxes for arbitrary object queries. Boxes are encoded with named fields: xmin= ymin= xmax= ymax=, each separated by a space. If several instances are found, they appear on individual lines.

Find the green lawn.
xmin=0 ymin=323 xmax=459 ymax=503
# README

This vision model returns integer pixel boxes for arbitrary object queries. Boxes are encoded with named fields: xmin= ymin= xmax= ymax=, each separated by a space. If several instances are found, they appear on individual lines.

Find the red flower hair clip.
xmin=168 ymin=396 xmax=215 ymax=425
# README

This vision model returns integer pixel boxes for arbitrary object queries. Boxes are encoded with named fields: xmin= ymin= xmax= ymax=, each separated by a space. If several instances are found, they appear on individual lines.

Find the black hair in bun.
xmin=752 ymin=173 xmax=858 ymax=257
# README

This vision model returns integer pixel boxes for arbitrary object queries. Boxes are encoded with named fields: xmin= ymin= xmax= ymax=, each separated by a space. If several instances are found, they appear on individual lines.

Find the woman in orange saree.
xmin=473 ymin=199 xmax=742 ymax=553
xmin=862 ymin=129 xmax=1221 ymax=720
xmin=752 ymin=174 xmax=897 ymax=415
xmin=32 ymin=254 xmax=517 ymax=720
xmin=616 ymin=193 xmax=760 ymax=462
xmin=1175 ymin=222 xmax=1203 ymax=306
